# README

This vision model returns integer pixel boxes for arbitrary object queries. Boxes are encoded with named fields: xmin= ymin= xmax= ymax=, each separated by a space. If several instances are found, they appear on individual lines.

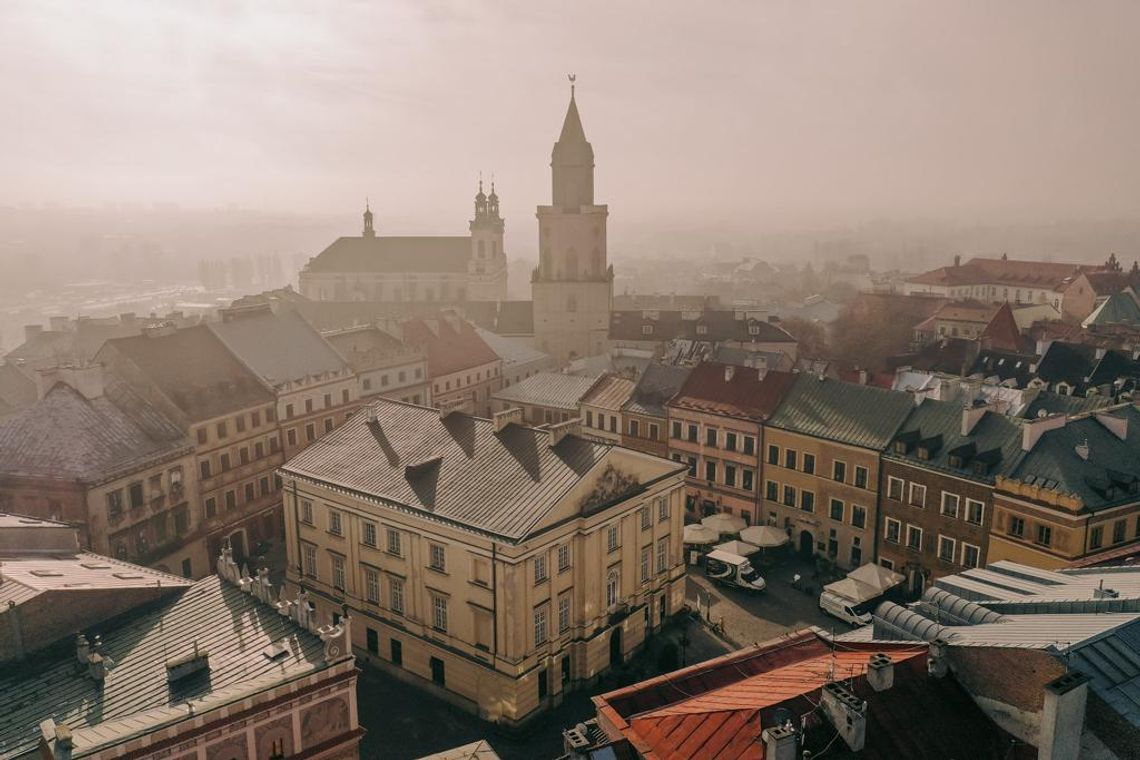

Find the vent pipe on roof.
xmin=1040 ymin=671 xmax=1090 ymax=760
xmin=6 ymin=600 xmax=24 ymax=661
xmin=1074 ymin=439 xmax=1090 ymax=461
xmin=724 ymin=365 xmax=735 ymax=382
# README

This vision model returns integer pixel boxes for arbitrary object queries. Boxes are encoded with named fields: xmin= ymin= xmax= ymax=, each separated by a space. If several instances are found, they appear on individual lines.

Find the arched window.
xmin=606 ymin=569 xmax=620 ymax=608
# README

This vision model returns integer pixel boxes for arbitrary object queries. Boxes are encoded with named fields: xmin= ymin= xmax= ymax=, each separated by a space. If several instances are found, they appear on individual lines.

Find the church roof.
xmin=304 ymin=236 xmax=470 ymax=274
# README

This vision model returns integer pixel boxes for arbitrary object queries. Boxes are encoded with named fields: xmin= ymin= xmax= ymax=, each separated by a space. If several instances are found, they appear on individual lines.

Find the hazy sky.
xmin=3 ymin=1 xmax=1139 ymax=235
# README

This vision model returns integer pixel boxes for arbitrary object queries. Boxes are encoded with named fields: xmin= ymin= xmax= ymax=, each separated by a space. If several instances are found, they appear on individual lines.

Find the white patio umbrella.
xmin=713 ymin=539 xmax=761 ymax=557
xmin=683 ymin=523 xmax=721 ymax=545
xmin=740 ymin=525 xmax=791 ymax=549
xmin=701 ymin=512 xmax=747 ymax=535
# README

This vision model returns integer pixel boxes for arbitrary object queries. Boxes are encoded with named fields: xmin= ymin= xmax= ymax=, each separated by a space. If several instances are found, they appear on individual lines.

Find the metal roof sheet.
xmin=767 ymin=374 xmax=916 ymax=450
xmin=492 ymin=372 xmax=600 ymax=411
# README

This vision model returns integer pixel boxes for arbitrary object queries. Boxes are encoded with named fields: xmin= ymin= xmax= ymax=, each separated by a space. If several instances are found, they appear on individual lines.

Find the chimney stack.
xmin=724 ymin=365 xmax=735 ymax=382
xmin=547 ymin=418 xmax=581 ymax=447
xmin=1022 ymin=413 xmax=1067 ymax=452
xmin=760 ymin=723 xmax=797 ymax=760
xmin=493 ymin=407 xmax=524 ymax=433
xmin=927 ymin=638 xmax=950 ymax=678
xmin=1039 ymin=671 xmax=1089 ymax=760
xmin=866 ymin=653 xmax=894 ymax=692
xmin=819 ymin=682 xmax=866 ymax=752
xmin=962 ymin=401 xmax=989 ymax=436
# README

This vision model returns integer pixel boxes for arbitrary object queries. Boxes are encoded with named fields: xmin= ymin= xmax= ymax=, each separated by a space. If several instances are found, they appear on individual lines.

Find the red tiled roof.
xmin=594 ymin=630 xmax=1034 ymax=760
xmin=401 ymin=313 xmax=499 ymax=378
xmin=908 ymin=257 xmax=1093 ymax=290
xmin=667 ymin=363 xmax=795 ymax=422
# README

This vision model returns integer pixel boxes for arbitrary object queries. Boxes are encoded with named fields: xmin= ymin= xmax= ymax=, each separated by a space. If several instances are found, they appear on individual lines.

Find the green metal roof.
xmin=1011 ymin=405 xmax=1140 ymax=512
xmin=766 ymin=374 xmax=915 ymax=450
xmin=1085 ymin=291 xmax=1140 ymax=327
xmin=884 ymin=398 xmax=1023 ymax=482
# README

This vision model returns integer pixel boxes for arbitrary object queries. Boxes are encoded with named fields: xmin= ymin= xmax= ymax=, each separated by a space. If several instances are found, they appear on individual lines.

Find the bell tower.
xmin=467 ymin=178 xmax=508 ymax=302
xmin=532 ymin=77 xmax=613 ymax=364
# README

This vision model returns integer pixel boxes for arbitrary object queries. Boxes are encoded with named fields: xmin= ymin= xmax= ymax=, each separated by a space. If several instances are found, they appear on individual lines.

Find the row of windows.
xmin=198 ymin=435 xmax=280 ymax=479
xmin=883 ymin=517 xmax=980 ymax=568
xmin=195 ymin=406 xmax=276 ymax=445
xmin=766 ymin=445 xmax=869 ymax=488
xmin=204 ymin=474 xmax=277 ymax=519
xmin=1087 ymin=516 xmax=1140 ymax=551
xmin=627 ymin=419 xmax=660 ymax=441
xmin=669 ymin=421 xmax=756 ymax=454
xmin=106 ymin=466 xmax=185 ymax=518
xmin=763 ymin=481 xmax=868 ymax=528
xmin=675 ymin=454 xmax=757 ymax=492
xmin=110 ymin=505 xmax=191 ymax=562
xmin=885 ymin=477 xmax=985 ymax=525
xmin=285 ymin=389 xmax=352 ymax=420
xmin=433 ymin=365 xmax=501 ymax=394
xmin=585 ymin=410 xmax=619 ymax=433
xmin=361 ymin=366 xmax=424 ymax=392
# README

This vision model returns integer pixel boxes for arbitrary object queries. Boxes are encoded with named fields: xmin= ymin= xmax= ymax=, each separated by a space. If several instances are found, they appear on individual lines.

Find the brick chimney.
xmin=820 ymin=682 xmax=866 ymax=751
xmin=962 ymin=401 xmax=989 ymax=436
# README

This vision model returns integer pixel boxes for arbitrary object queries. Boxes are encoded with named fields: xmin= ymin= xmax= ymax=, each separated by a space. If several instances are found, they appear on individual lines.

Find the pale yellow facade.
xmin=281 ymin=447 xmax=687 ymax=727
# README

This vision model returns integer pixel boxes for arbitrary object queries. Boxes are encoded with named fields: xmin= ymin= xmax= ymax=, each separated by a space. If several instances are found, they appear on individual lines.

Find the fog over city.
xmin=4 ymin=1 xmax=1140 ymax=223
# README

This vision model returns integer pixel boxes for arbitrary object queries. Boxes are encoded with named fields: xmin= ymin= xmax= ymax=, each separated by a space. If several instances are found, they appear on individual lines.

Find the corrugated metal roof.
xmin=767 ymin=374 xmax=916 ymax=449
xmin=492 ymin=372 xmax=599 ymax=411
xmin=621 ymin=363 xmax=691 ymax=417
xmin=0 ymin=576 xmax=327 ymax=758
xmin=210 ymin=308 xmax=350 ymax=387
xmin=281 ymin=399 xmax=642 ymax=542
xmin=580 ymin=374 xmax=635 ymax=412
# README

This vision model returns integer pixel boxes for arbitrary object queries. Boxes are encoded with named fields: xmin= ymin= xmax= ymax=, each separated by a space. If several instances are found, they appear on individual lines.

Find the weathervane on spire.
xmin=568 ymin=73 xmax=576 ymax=96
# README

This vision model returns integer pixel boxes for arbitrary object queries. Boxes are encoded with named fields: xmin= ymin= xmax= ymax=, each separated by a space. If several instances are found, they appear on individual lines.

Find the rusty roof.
xmin=668 ymin=363 xmax=795 ymax=422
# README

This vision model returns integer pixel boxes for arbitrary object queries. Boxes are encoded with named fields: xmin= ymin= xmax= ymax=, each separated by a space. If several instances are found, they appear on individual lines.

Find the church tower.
xmin=467 ymin=179 xmax=508 ymax=302
xmin=532 ymin=79 xmax=613 ymax=363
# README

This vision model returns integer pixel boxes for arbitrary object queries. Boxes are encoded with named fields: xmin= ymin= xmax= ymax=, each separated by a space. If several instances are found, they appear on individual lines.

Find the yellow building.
xmin=987 ymin=407 xmax=1140 ymax=569
xmin=279 ymin=400 xmax=687 ymax=727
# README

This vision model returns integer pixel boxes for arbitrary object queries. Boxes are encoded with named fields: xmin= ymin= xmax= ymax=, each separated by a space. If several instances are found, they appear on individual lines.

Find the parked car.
xmin=704 ymin=550 xmax=767 ymax=592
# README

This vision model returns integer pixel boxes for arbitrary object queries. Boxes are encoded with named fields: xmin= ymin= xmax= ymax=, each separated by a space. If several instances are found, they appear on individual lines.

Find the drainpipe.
xmin=491 ymin=543 xmax=498 ymax=662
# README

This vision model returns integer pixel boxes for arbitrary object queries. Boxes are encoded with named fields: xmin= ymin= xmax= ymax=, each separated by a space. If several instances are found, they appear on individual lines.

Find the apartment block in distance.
xmin=279 ymin=399 xmax=688 ymax=726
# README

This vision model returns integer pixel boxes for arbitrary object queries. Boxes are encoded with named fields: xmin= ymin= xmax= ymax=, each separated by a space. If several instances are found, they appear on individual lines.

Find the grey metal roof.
xmin=475 ymin=328 xmax=549 ymax=367
xmin=580 ymin=374 xmax=636 ymax=412
xmin=622 ymin=363 xmax=692 ymax=417
xmin=492 ymin=372 xmax=599 ymax=411
xmin=280 ymin=399 xmax=644 ymax=542
xmin=0 ymin=379 xmax=191 ymax=483
xmin=884 ymin=397 xmax=1023 ymax=482
xmin=767 ymin=374 xmax=916 ymax=450
xmin=210 ymin=308 xmax=350 ymax=387
xmin=0 ymin=550 xmax=190 ymax=607
xmin=0 ymin=576 xmax=327 ymax=758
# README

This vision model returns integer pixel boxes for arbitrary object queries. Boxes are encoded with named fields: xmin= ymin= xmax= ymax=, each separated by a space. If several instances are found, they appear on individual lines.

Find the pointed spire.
xmin=558 ymin=77 xmax=588 ymax=145
xmin=363 ymin=198 xmax=375 ymax=238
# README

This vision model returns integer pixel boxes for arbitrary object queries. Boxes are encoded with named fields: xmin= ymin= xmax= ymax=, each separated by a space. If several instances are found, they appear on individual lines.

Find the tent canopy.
xmin=824 ymin=563 xmax=906 ymax=603
xmin=683 ymin=523 xmax=721 ymax=545
xmin=701 ymin=513 xmax=747 ymax=534
xmin=739 ymin=525 xmax=790 ymax=548
xmin=712 ymin=540 xmax=761 ymax=558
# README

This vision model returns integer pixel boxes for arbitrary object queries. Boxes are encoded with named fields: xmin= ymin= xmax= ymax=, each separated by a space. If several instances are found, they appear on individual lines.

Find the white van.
xmin=818 ymin=590 xmax=872 ymax=627
xmin=704 ymin=550 xmax=767 ymax=592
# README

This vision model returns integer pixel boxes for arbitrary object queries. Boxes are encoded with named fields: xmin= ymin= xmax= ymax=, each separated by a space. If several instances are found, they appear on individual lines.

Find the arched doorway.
xmin=609 ymin=626 xmax=623 ymax=668
xmin=798 ymin=530 xmax=814 ymax=559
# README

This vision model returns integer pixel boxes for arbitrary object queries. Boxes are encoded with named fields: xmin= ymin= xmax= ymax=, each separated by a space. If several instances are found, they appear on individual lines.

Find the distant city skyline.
xmin=2 ymin=1 xmax=1140 ymax=235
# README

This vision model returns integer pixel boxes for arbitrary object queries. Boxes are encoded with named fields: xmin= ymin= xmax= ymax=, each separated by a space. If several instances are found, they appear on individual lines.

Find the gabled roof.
xmin=303 ymin=235 xmax=469 ymax=274
xmin=280 ymin=399 xmax=671 ymax=542
xmin=622 ymin=363 xmax=691 ymax=417
xmin=1084 ymin=290 xmax=1140 ymax=328
xmin=401 ymin=314 xmax=500 ymax=377
xmin=768 ymin=374 xmax=915 ymax=450
xmin=908 ymin=256 xmax=1090 ymax=290
xmin=0 ymin=380 xmax=190 ymax=483
xmin=209 ymin=307 xmax=349 ymax=387
xmin=668 ymin=363 xmax=796 ymax=422
xmin=99 ymin=325 xmax=273 ymax=422
xmin=0 ymin=576 xmax=328 ymax=759
xmin=493 ymin=372 xmax=600 ymax=411
xmin=0 ymin=362 xmax=36 ymax=417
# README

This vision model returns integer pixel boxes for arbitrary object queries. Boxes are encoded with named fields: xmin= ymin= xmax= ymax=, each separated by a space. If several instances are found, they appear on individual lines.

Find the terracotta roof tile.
xmin=401 ymin=314 xmax=500 ymax=378
xmin=668 ymin=363 xmax=795 ymax=422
